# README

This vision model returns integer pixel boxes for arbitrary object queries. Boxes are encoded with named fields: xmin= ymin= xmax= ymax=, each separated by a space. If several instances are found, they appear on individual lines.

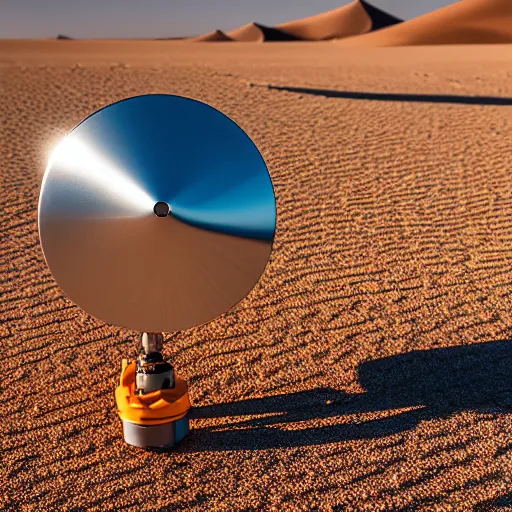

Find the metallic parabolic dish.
xmin=38 ymin=94 xmax=276 ymax=333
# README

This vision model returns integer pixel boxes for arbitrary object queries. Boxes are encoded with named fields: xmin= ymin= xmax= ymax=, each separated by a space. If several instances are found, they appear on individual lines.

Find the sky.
xmin=2 ymin=0 xmax=458 ymax=39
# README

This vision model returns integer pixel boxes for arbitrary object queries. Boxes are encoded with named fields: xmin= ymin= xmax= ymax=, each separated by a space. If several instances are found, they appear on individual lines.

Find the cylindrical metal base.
xmin=122 ymin=415 xmax=190 ymax=450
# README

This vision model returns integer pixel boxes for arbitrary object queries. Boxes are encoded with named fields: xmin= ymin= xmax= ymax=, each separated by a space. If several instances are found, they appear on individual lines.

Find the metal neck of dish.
xmin=135 ymin=332 xmax=174 ymax=395
xmin=140 ymin=332 xmax=164 ymax=354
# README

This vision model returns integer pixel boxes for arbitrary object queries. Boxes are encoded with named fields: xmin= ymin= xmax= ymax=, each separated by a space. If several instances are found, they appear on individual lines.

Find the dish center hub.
xmin=153 ymin=201 xmax=170 ymax=217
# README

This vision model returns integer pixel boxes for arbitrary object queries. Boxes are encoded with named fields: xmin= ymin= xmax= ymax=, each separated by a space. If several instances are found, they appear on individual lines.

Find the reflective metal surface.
xmin=39 ymin=95 xmax=276 ymax=332
xmin=136 ymin=333 xmax=174 ymax=394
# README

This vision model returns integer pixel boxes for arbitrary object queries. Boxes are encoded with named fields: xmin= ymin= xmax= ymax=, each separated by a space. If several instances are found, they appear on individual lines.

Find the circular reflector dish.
xmin=38 ymin=95 xmax=276 ymax=333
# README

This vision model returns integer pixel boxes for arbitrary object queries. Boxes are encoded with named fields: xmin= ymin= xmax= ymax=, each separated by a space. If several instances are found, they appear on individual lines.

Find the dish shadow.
xmin=474 ymin=492 xmax=512 ymax=510
xmin=182 ymin=340 xmax=511 ymax=451
xmin=264 ymin=84 xmax=512 ymax=106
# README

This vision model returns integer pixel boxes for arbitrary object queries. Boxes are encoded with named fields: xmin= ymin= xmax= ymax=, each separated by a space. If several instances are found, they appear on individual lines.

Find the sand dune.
xmin=226 ymin=22 xmax=298 ymax=42
xmin=195 ymin=1 xmax=400 ymax=43
xmin=276 ymin=0 xmax=401 ymax=41
xmin=340 ymin=0 xmax=512 ymax=46
xmin=193 ymin=29 xmax=232 ymax=42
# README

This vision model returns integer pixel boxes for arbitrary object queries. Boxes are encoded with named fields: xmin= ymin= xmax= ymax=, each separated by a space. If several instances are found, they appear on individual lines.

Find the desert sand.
xmin=340 ymin=0 xmax=512 ymax=46
xmin=1 ymin=39 xmax=512 ymax=510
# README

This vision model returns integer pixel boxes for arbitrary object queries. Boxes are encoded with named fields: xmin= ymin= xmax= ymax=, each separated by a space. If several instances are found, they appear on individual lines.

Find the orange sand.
xmin=1 ymin=40 xmax=512 ymax=510
xmin=340 ymin=0 xmax=512 ymax=46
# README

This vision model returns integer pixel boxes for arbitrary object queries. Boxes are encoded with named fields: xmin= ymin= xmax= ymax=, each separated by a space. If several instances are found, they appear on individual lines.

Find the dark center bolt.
xmin=153 ymin=201 xmax=170 ymax=217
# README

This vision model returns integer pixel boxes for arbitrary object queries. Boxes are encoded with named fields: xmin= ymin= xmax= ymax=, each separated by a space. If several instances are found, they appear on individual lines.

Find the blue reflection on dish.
xmin=62 ymin=95 xmax=276 ymax=241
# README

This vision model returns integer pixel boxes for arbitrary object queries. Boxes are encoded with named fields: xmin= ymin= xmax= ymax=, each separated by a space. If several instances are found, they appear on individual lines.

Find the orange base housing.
xmin=115 ymin=360 xmax=191 ymax=426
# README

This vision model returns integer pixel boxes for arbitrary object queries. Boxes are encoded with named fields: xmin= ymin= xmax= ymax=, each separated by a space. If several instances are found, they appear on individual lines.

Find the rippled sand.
xmin=1 ymin=40 xmax=511 ymax=510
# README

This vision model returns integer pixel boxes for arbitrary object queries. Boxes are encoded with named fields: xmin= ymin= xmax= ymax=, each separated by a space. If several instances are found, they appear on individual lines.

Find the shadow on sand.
xmin=474 ymin=493 xmax=512 ymax=510
xmin=183 ymin=340 xmax=511 ymax=451
xmin=264 ymin=84 xmax=512 ymax=106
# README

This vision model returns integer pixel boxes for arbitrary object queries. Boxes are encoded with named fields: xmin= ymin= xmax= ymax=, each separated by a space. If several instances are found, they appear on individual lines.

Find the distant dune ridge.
xmin=275 ymin=0 xmax=401 ymax=41
xmin=226 ymin=22 xmax=299 ymax=42
xmin=193 ymin=30 xmax=232 ymax=42
xmin=193 ymin=0 xmax=401 ymax=42
xmin=56 ymin=0 xmax=512 ymax=45
xmin=340 ymin=0 xmax=512 ymax=46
